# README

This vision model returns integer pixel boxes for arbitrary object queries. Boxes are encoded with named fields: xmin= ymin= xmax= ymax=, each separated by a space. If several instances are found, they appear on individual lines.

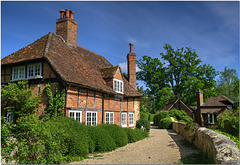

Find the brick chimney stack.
xmin=127 ymin=43 xmax=137 ymax=89
xmin=56 ymin=9 xmax=77 ymax=46
xmin=195 ymin=89 xmax=203 ymax=126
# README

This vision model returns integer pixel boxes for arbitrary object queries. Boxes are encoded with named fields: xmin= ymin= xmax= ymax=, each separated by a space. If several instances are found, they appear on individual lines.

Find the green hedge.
xmin=169 ymin=109 xmax=193 ymax=122
xmin=140 ymin=112 xmax=149 ymax=120
xmin=99 ymin=124 xmax=128 ymax=147
xmin=136 ymin=119 xmax=150 ymax=132
xmin=159 ymin=118 xmax=172 ymax=129
xmin=153 ymin=111 xmax=170 ymax=126
xmin=87 ymin=126 xmax=116 ymax=152
xmin=123 ymin=128 xmax=144 ymax=143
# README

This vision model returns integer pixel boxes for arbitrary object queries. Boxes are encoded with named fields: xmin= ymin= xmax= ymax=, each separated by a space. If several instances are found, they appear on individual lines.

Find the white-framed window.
xmin=105 ymin=112 xmax=114 ymax=124
xmin=129 ymin=112 xmax=134 ymax=127
xmin=113 ymin=79 xmax=123 ymax=94
xmin=12 ymin=66 xmax=25 ymax=81
xmin=86 ymin=111 xmax=97 ymax=126
xmin=6 ymin=112 xmax=13 ymax=123
xmin=27 ymin=63 xmax=42 ymax=79
xmin=121 ymin=112 xmax=127 ymax=127
xmin=69 ymin=110 xmax=82 ymax=123
xmin=204 ymin=113 xmax=217 ymax=124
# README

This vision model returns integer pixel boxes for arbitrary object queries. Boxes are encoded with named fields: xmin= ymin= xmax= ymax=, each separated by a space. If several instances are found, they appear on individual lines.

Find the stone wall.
xmin=172 ymin=120 xmax=239 ymax=164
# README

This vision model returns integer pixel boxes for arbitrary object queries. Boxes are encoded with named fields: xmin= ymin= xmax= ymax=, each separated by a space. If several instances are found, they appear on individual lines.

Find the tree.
xmin=137 ymin=44 xmax=218 ymax=107
xmin=1 ymin=81 xmax=40 ymax=122
xmin=216 ymin=67 xmax=239 ymax=103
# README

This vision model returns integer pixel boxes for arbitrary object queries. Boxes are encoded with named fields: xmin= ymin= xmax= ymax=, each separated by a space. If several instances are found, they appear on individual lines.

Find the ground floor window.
xmin=204 ymin=113 xmax=217 ymax=124
xmin=129 ymin=112 xmax=134 ymax=127
xmin=69 ymin=110 xmax=82 ymax=123
xmin=87 ymin=111 xmax=97 ymax=126
xmin=121 ymin=112 xmax=127 ymax=127
xmin=106 ymin=112 xmax=114 ymax=124
xmin=6 ymin=111 xmax=13 ymax=123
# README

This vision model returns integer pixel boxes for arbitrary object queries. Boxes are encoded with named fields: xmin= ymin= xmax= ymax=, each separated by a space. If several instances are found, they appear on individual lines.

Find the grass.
xmin=178 ymin=152 xmax=215 ymax=164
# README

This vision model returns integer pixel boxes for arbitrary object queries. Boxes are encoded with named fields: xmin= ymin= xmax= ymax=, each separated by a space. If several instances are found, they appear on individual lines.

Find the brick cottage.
xmin=1 ymin=9 xmax=142 ymax=127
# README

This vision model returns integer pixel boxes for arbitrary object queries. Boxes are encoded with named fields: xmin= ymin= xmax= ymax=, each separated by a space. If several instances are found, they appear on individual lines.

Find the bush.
xmin=136 ymin=119 xmax=150 ymax=132
xmin=153 ymin=111 xmax=170 ymax=126
xmin=99 ymin=124 xmax=128 ymax=147
xmin=159 ymin=117 xmax=172 ymax=129
xmin=148 ymin=113 xmax=154 ymax=122
xmin=169 ymin=109 xmax=193 ymax=122
xmin=123 ymin=128 xmax=148 ymax=143
xmin=87 ymin=126 xmax=116 ymax=152
xmin=140 ymin=112 xmax=149 ymax=120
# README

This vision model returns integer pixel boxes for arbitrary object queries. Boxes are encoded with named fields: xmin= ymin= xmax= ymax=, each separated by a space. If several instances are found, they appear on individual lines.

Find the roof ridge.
xmin=43 ymin=32 xmax=53 ymax=57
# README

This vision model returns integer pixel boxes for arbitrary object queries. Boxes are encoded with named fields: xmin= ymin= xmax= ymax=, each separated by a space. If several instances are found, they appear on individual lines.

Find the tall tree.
xmin=137 ymin=44 xmax=218 ymax=107
xmin=216 ymin=67 xmax=239 ymax=103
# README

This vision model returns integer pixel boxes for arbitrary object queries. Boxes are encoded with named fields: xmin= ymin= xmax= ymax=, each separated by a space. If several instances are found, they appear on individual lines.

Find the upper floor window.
xmin=113 ymin=79 xmax=123 ymax=94
xmin=27 ymin=63 xmax=42 ymax=79
xmin=12 ymin=66 xmax=25 ymax=81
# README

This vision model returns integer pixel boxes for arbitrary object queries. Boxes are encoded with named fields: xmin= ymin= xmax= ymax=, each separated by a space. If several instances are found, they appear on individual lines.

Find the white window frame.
xmin=86 ymin=111 xmax=97 ymax=126
xmin=113 ymin=79 xmax=123 ymax=94
xmin=121 ymin=112 xmax=127 ymax=127
xmin=12 ymin=65 xmax=25 ymax=81
xmin=27 ymin=63 xmax=42 ymax=79
xmin=68 ymin=110 xmax=82 ymax=123
xmin=129 ymin=112 xmax=134 ymax=127
xmin=6 ymin=112 xmax=13 ymax=123
xmin=105 ymin=112 xmax=114 ymax=124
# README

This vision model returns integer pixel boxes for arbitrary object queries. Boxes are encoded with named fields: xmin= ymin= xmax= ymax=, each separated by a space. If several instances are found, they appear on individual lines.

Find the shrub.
xmin=99 ymin=124 xmax=128 ymax=147
xmin=140 ymin=112 xmax=149 ymax=120
xmin=153 ymin=111 xmax=170 ymax=126
xmin=87 ymin=126 xmax=116 ymax=152
xmin=136 ymin=119 xmax=150 ymax=132
xmin=169 ymin=109 xmax=193 ymax=123
xmin=148 ymin=113 xmax=154 ymax=122
xmin=123 ymin=128 xmax=142 ymax=143
xmin=217 ymin=109 xmax=239 ymax=137
xmin=38 ymin=116 xmax=88 ymax=164
xmin=159 ymin=117 xmax=172 ymax=129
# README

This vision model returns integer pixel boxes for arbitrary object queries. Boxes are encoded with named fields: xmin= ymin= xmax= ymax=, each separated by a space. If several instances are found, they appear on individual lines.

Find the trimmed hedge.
xmin=140 ymin=112 xmax=149 ymax=120
xmin=153 ymin=111 xmax=170 ymax=126
xmin=159 ymin=118 xmax=172 ymax=129
xmin=99 ymin=124 xmax=128 ymax=147
xmin=87 ymin=126 xmax=116 ymax=152
xmin=136 ymin=119 xmax=150 ymax=132
xmin=123 ymin=128 xmax=149 ymax=143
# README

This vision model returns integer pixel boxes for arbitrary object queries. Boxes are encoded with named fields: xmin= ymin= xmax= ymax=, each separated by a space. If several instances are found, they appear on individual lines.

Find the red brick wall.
xmin=114 ymin=68 xmax=123 ymax=81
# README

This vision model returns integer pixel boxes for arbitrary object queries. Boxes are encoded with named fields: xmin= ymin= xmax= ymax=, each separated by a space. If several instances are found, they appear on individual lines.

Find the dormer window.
xmin=12 ymin=65 xmax=25 ymax=81
xmin=27 ymin=63 xmax=42 ymax=79
xmin=113 ymin=79 xmax=123 ymax=93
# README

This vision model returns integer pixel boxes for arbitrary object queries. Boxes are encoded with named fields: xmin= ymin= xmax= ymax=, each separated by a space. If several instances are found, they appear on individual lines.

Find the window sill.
xmin=11 ymin=76 xmax=43 ymax=82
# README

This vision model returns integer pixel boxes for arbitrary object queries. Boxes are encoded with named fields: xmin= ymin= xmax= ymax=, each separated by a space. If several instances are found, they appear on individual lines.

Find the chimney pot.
xmin=70 ymin=10 xmax=75 ymax=19
xmin=59 ymin=10 xmax=65 ymax=18
xmin=65 ymin=9 xmax=70 ymax=18
xmin=129 ymin=43 xmax=134 ymax=53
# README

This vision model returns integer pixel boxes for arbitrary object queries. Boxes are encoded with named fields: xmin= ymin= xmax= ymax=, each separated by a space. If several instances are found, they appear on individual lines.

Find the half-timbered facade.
xmin=1 ymin=9 xmax=141 ymax=127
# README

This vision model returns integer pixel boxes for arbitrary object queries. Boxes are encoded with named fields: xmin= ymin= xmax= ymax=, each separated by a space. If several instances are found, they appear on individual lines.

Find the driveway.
xmin=70 ymin=125 xmax=200 ymax=164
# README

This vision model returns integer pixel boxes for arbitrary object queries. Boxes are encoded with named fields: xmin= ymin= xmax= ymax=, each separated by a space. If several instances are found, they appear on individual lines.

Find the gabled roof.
xmin=2 ymin=32 xmax=141 ymax=97
xmin=162 ymin=98 xmax=193 ymax=112
xmin=100 ymin=66 xmax=119 ymax=79
xmin=201 ymin=97 xmax=226 ymax=107
xmin=215 ymin=94 xmax=234 ymax=105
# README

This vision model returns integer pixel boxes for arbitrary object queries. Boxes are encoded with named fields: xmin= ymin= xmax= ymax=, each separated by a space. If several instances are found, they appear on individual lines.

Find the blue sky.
xmin=1 ymin=1 xmax=239 ymax=88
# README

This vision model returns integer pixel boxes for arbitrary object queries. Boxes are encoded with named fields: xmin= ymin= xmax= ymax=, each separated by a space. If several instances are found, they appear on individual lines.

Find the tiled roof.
xmin=215 ymin=94 xmax=234 ymax=104
xmin=100 ymin=66 xmax=119 ymax=79
xmin=2 ymin=32 xmax=142 ymax=97
xmin=201 ymin=97 xmax=226 ymax=107
xmin=162 ymin=98 xmax=193 ymax=112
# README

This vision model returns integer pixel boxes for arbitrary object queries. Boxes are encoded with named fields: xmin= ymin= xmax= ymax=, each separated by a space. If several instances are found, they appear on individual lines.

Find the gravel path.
xmin=70 ymin=125 xmax=200 ymax=164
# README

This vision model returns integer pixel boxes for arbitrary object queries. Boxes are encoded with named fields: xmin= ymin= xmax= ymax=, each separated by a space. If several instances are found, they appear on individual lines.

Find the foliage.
xmin=99 ymin=124 xmax=128 ymax=147
xmin=153 ymin=111 xmax=170 ymax=126
xmin=87 ymin=125 xmax=116 ymax=152
xmin=216 ymin=67 xmax=239 ymax=104
xmin=159 ymin=117 xmax=172 ymax=129
xmin=123 ymin=128 xmax=146 ymax=143
xmin=140 ymin=112 xmax=149 ymax=120
xmin=137 ymin=86 xmax=153 ymax=113
xmin=136 ymin=119 xmax=150 ymax=132
xmin=1 ymin=81 xmax=40 ymax=122
xmin=169 ymin=109 xmax=193 ymax=123
xmin=44 ymin=83 xmax=65 ymax=119
xmin=216 ymin=109 xmax=239 ymax=137
xmin=137 ymin=44 xmax=218 ymax=107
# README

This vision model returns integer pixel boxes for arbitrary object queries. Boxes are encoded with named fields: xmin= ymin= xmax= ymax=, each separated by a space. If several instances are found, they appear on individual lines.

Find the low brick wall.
xmin=172 ymin=121 xmax=239 ymax=164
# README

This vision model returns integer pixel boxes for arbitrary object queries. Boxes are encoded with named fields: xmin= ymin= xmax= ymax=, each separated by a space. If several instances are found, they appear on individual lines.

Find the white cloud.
xmin=119 ymin=62 xmax=141 ymax=74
